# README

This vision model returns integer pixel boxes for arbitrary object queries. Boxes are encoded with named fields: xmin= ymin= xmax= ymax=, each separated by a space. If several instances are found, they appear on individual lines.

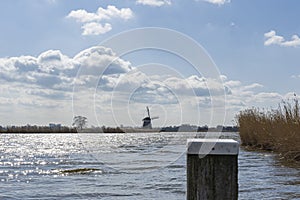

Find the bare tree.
xmin=72 ymin=116 xmax=87 ymax=130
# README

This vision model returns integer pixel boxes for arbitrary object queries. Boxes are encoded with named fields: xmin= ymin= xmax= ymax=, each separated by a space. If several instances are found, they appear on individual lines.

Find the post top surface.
xmin=187 ymin=138 xmax=238 ymax=143
xmin=187 ymin=138 xmax=239 ymax=155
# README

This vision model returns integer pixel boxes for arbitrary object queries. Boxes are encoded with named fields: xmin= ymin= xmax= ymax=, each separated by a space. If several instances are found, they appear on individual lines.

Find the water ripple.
xmin=0 ymin=133 xmax=299 ymax=200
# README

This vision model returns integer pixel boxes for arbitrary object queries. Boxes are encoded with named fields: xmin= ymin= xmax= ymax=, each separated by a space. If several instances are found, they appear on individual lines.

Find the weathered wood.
xmin=187 ymin=139 xmax=239 ymax=200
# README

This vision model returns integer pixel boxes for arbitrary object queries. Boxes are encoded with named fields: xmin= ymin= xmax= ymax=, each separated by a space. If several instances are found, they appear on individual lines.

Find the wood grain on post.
xmin=187 ymin=139 xmax=239 ymax=200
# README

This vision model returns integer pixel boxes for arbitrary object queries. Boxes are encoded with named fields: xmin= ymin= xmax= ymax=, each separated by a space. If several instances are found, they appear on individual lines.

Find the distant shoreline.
xmin=0 ymin=125 xmax=239 ymax=134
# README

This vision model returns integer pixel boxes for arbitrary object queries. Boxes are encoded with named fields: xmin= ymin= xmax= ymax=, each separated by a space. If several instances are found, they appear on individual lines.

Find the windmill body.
xmin=142 ymin=107 xmax=158 ymax=129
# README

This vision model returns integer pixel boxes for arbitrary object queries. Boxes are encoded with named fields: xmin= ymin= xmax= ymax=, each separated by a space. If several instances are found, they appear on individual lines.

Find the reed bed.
xmin=237 ymin=98 xmax=300 ymax=162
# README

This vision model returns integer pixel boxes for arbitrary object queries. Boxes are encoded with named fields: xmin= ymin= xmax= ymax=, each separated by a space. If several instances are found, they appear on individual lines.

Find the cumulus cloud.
xmin=67 ymin=5 xmax=133 ymax=23
xmin=291 ymin=75 xmax=300 ymax=79
xmin=0 ymin=45 xmax=285 ymax=110
xmin=67 ymin=9 xmax=99 ymax=23
xmin=67 ymin=5 xmax=133 ymax=35
xmin=0 ymin=45 xmax=293 ymax=126
xmin=284 ymin=92 xmax=300 ymax=100
xmin=264 ymin=30 xmax=300 ymax=47
xmin=0 ymin=50 xmax=78 ymax=91
xmin=81 ymin=22 xmax=112 ymax=35
xmin=223 ymin=78 xmax=283 ymax=111
xmin=74 ymin=46 xmax=133 ymax=76
xmin=204 ymin=0 xmax=230 ymax=5
xmin=136 ymin=0 xmax=171 ymax=7
xmin=98 ymin=71 xmax=229 ymax=101
xmin=243 ymin=83 xmax=263 ymax=90
xmin=253 ymin=92 xmax=282 ymax=102
xmin=0 ymin=46 xmax=133 ymax=97
xmin=164 ymin=75 xmax=227 ymax=97
xmin=0 ymin=45 xmax=139 ymax=125
xmin=94 ymin=68 xmax=287 ymax=126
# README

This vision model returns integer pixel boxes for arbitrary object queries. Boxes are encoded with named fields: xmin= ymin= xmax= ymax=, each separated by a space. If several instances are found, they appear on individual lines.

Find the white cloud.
xmin=67 ymin=5 xmax=133 ymax=23
xmin=0 ymin=46 xmax=137 ymax=125
xmin=224 ymin=80 xmax=241 ymax=88
xmin=164 ymin=75 xmax=227 ymax=97
xmin=0 ymin=46 xmax=285 ymax=112
xmin=253 ymin=92 xmax=282 ymax=102
xmin=243 ymin=83 xmax=263 ymax=90
xmin=67 ymin=5 xmax=133 ymax=35
xmin=291 ymin=74 xmax=300 ymax=79
xmin=98 ymin=71 xmax=229 ymax=101
xmin=67 ymin=9 xmax=100 ymax=23
xmin=74 ymin=46 xmax=133 ymax=76
xmin=97 ymin=5 xmax=133 ymax=20
xmin=136 ymin=0 xmax=171 ymax=7
xmin=284 ymin=92 xmax=300 ymax=100
xmin=95 ymin=70 xmax=287 ymax=126
xmin=264 ymin=30 xmax=300 ymax=47
xmin=0 ymin=45 xmax=294 ymax=126
xmin=264 ymin=30 xmax=284 ymax=46
xmin=37 ymin=50 xmax=75 ymax=72
xmin=81 ymin=22 xmax=112 ymax=35
xmin=282 ymin=35 xmax=300 ymax=47
xmin=204 ymin=0 xmax=230 ymax=5
xmin=0 ymin=46 xmax=133 ymax=95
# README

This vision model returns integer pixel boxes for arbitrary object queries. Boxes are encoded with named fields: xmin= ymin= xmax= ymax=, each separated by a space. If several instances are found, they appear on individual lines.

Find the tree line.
xmin=0 ymin=125 xmax=77 ymax=133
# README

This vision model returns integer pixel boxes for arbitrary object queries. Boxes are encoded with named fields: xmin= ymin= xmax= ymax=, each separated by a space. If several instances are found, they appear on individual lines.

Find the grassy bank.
xmin=237 ymin=99 xmax=300 ymax=162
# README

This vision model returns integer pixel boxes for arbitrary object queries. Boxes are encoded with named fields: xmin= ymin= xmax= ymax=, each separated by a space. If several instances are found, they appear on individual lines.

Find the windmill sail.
xmin=147 ymin=106 xmax=150 ymax=118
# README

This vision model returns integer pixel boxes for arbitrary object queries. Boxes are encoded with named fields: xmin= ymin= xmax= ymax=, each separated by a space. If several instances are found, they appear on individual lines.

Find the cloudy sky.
xmin=0 ymin=0 xmax=300 ymax=127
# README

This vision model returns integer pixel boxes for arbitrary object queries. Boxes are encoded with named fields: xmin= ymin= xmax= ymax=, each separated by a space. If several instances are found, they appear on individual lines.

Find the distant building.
xmin=49 ymin=123 xmax=61 ymax=129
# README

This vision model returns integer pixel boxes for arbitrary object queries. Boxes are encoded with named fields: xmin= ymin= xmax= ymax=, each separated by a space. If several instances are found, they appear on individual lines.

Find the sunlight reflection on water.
xmin=0 ymin=133 xmax=299 ymax=199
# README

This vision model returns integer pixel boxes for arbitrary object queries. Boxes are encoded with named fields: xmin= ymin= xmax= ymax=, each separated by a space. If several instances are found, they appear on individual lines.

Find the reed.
xmin=237 ymin=98 xmax=300 ymax=162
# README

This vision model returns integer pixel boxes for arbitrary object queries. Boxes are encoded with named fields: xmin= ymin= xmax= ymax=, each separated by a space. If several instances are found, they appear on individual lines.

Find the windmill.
xmin=142 ymin=106 xmax=159 ymax=129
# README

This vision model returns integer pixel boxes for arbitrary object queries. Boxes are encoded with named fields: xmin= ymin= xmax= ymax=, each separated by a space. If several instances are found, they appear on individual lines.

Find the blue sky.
xmin=0 ymin=0 xmax=300 ymax=127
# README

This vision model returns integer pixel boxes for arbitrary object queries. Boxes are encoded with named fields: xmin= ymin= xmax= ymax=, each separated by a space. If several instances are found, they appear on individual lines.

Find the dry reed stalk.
xmin=237 ymin=98 xmax=300 ymax=162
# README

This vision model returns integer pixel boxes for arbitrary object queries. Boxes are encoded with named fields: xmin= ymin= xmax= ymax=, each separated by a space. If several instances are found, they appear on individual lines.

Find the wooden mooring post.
xmin=187 ymin=139 xmax=239 ymax=200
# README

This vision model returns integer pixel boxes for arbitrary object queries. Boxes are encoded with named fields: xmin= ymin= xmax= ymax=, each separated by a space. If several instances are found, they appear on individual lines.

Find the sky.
xmin=0 ymin=0 xmax=300 ymax=127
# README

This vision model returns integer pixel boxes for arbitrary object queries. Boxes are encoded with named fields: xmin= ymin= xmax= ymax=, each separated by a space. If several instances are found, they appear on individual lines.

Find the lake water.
xmin=0 ymin=133 xmax=299 ymax=199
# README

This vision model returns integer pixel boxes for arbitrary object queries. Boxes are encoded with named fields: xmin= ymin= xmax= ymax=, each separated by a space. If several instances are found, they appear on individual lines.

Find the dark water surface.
xmin=0 ymin=133 xmax=299 ymax=199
